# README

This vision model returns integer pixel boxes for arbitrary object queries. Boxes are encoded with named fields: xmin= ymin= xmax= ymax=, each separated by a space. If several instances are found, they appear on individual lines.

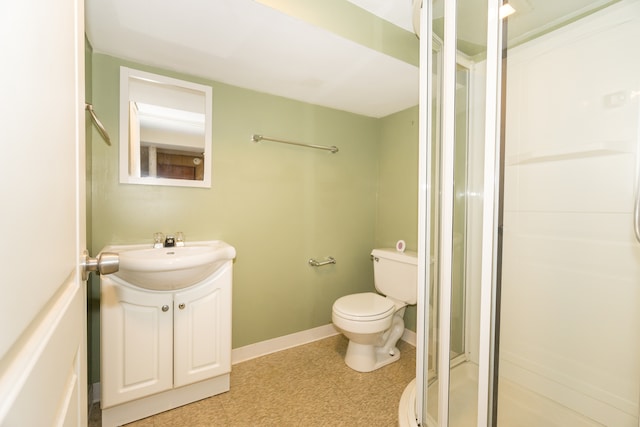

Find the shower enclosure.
xmin=408 ymin=0 xmax=640 ymax=425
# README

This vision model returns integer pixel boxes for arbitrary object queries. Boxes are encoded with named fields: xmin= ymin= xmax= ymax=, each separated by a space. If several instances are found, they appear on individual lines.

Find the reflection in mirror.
xmin=119 ymin=67 xmax=212 ymax=187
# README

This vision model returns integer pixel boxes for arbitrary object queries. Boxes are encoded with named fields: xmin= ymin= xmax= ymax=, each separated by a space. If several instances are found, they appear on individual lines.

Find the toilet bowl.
xmin=333 ymin=292 xmax=407 ymax=372
xmin=332 ymin=248 xmax=417 ymax=372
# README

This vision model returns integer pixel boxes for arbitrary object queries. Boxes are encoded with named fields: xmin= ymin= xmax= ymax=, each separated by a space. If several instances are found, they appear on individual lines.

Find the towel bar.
xmin=308 ymin=257 xmax=336 ymax=267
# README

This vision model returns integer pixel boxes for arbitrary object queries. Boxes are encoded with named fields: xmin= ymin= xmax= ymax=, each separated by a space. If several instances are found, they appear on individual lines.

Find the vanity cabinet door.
xmin=101 ymin=277 xmax=174 ymax=408
xmin=173 ymin=262 xmax=232 ymax=387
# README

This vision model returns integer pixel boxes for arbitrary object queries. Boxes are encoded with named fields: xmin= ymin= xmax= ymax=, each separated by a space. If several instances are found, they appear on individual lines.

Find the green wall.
xmin=88 ymin=53 xmax=418 ymax=383
xmin=376 ymin=106 xmax=419 ymax=249
xmin=376 ymin=106 xmax=420 ymax=329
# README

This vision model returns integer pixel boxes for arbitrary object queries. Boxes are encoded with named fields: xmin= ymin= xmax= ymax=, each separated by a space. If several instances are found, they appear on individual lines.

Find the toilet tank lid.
xmin=371 ymin=248 xmax=418 ymax=265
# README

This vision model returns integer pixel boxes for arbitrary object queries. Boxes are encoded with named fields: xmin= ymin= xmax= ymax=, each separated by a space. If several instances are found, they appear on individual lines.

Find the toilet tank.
xmin=371 ymin=248 xmax=418 ymax=305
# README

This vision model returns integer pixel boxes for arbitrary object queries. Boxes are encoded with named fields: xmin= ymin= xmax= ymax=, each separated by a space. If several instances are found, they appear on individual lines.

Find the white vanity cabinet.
xmin=100 ymin=259 xmax=232 ymax=427
xmin=174 ymin=276 xmax=231 ymax=387
xmin=101 ymin=279 xmax=174 ymax=407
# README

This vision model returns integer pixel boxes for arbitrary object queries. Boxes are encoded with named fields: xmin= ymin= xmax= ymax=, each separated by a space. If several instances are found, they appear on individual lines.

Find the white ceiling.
xmin=85 ymin=0 xmax=420 ymax=119
xmin=347 ymin=0 xmax=415 ymax=32
xmin=85 ymin=0 xmax=620 ymax=118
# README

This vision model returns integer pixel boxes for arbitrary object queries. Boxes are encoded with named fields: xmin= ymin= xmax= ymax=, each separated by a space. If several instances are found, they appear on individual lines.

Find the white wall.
xmin=499 ymin=1 xmax=640 ymax=425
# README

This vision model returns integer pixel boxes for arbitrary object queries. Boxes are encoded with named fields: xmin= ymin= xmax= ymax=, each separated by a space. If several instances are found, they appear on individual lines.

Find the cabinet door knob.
xmin=178 ymin=303 xmax=186 ymax=310
xmin=162 ymin=305 xmax=170 ymax=312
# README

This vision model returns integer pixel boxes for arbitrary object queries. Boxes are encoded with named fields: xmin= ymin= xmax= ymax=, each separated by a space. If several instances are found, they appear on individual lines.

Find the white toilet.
xmin=332 ymin=248 xmax=417 ymax=372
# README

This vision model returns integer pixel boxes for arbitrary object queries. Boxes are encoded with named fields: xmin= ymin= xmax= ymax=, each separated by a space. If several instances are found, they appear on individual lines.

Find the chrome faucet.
xmin=153 ymin=232 xmax=164 ymax=249
xmin=153 ymin=232 xmax=184 ymax=248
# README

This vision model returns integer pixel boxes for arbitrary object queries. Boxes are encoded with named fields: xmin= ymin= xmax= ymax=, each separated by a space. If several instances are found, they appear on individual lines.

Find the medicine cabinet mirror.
xmin=119 ymin=67 xmax=212 ymax=188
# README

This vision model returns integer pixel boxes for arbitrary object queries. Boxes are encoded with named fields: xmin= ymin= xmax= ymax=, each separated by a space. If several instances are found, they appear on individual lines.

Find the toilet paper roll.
xmin=396 ymin=240 xmax=406 ymax=252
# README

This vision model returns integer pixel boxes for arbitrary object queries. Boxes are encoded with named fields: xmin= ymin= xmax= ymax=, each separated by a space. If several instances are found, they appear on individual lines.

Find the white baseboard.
xmin=402 ymin=328 xmax=417 ymax=347
xmin=88 ymin=383 xmax=94 ymax=410
xmin=91 ymin=382 xmax=101 ymax=404
xmin=231 ymin=324 xmax=417 ymax=364
xmin=231 ymin=324 xmax=340 ymax=364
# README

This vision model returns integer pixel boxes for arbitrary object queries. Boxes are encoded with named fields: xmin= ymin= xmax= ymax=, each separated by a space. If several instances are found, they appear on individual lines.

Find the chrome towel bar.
xmin=252 ymin=134 xmax=338 ymax=154
xmin=308 ymin=257 xmax=336 ymax=267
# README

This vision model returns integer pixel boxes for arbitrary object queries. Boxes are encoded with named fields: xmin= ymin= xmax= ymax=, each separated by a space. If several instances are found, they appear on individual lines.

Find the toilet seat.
xmin=333 ymin=292 xmax=395 ymax=321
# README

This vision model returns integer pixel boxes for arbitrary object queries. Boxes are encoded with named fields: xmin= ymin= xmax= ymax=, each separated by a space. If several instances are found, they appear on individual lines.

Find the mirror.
xmin=119 ymin=67 xmax=212 ymax=188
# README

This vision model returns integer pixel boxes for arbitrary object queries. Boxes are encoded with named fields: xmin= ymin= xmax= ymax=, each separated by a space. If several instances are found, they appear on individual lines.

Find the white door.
xmin=0 ymin=0 xmax=88 ymax=425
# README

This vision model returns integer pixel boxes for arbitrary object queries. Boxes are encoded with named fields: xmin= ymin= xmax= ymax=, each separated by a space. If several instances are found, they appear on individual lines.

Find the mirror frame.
xmin=119 ymin=67 xmax=213 ymax=188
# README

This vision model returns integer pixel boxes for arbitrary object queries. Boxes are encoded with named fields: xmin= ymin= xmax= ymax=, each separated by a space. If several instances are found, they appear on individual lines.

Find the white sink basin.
xmin=101 ymin=240 xmax=236 ymax=290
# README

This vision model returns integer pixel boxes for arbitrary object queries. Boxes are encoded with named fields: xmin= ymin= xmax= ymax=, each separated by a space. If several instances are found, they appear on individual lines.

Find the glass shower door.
xmin=416 ymin=0 xmax=487 ymax=425
xmin=415 ymin=1 xmax=640 ymax=426
xmin=494 ymin=1 xmax=640 ymax=425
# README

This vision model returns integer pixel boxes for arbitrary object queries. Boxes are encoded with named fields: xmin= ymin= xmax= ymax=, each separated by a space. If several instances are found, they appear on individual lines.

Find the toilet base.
xmin=340 ymin=309 xmax=406 ymax=372
xmin=344 ymin=341 xmax=401 ymax=372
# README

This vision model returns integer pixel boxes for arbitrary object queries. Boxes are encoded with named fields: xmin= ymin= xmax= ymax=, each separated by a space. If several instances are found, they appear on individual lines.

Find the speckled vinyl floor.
xmin=89 ymin=334 xmax=416 ymax=427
